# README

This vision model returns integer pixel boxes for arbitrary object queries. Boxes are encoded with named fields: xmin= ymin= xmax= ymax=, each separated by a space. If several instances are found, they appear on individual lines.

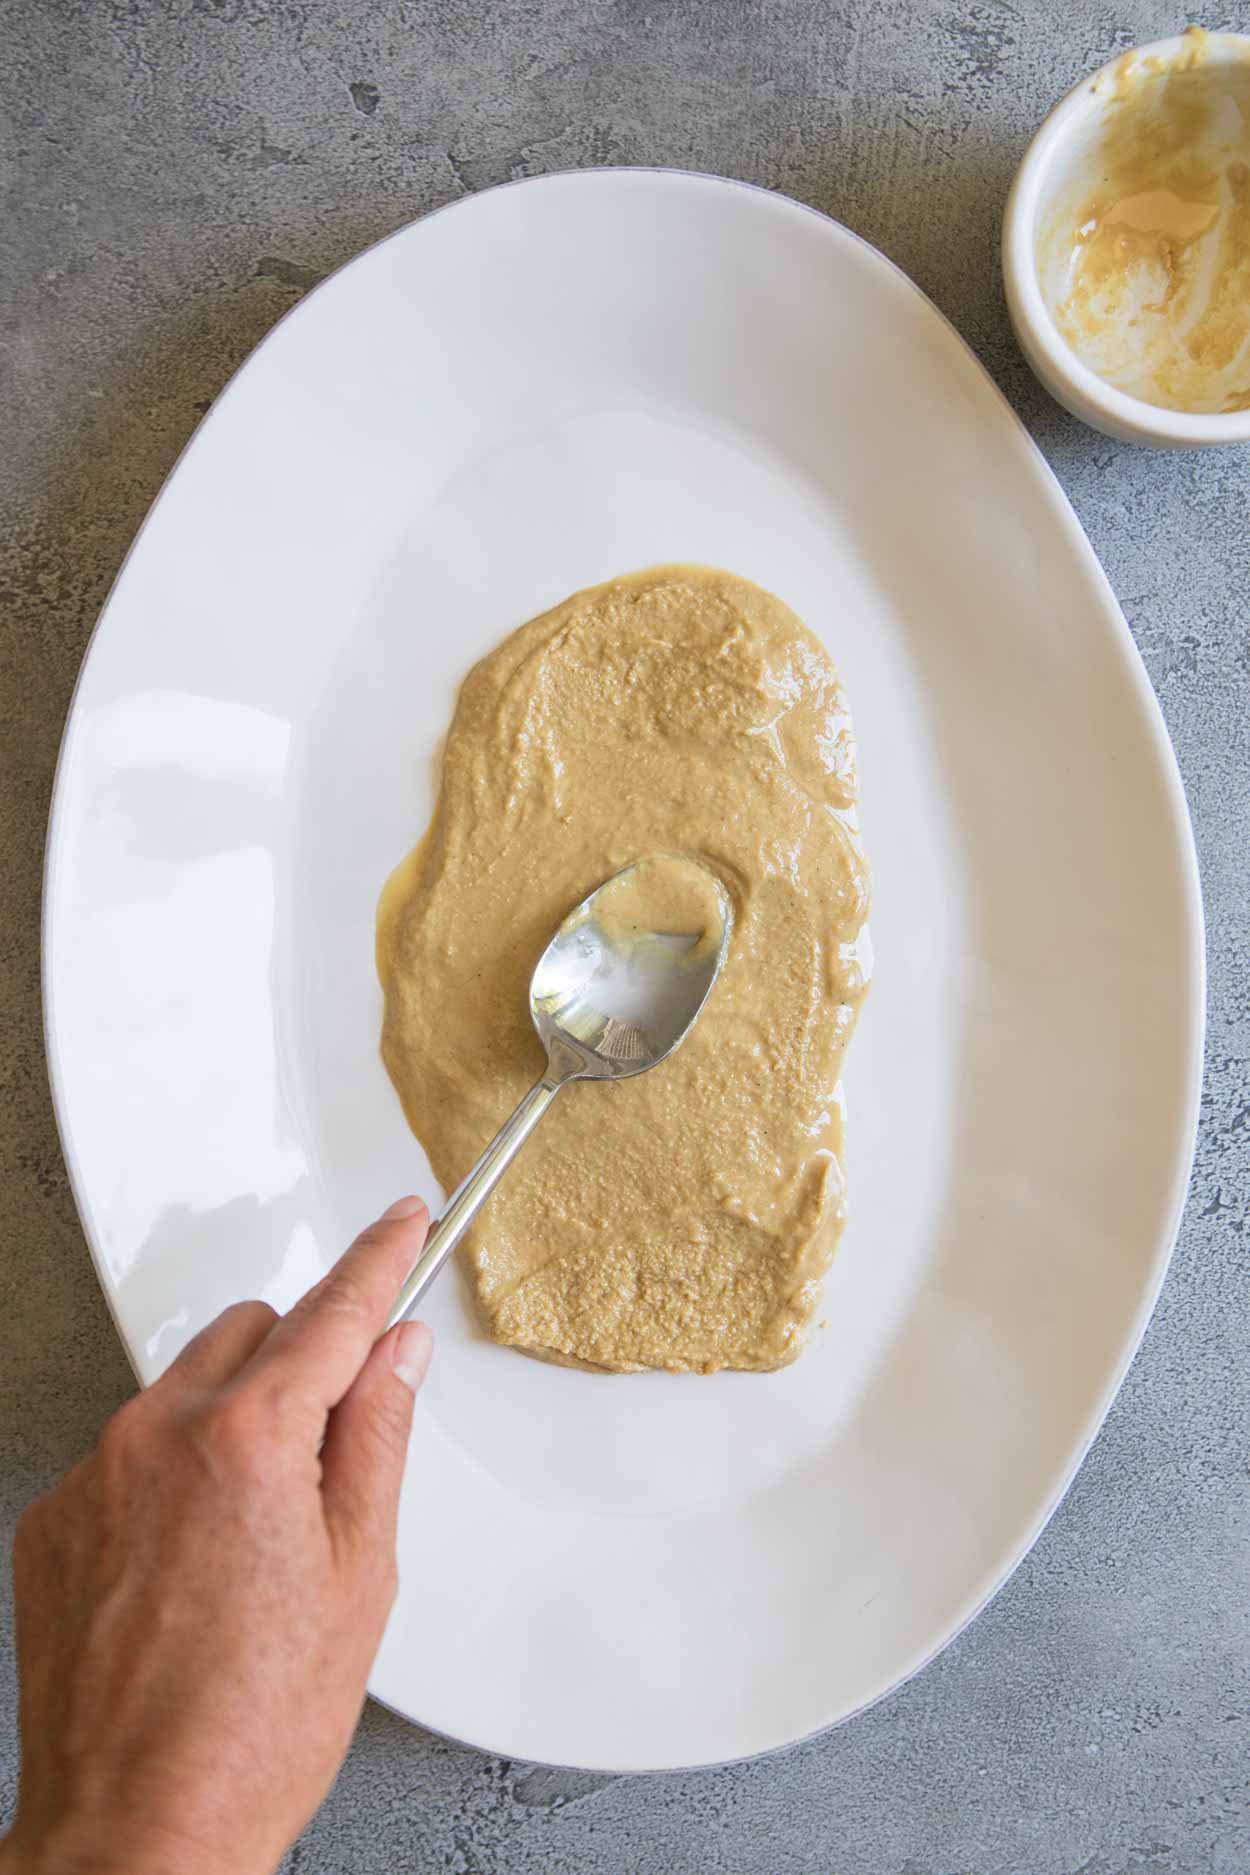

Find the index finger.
xmin=248 ymin=1197 xmax=429 ymax=1413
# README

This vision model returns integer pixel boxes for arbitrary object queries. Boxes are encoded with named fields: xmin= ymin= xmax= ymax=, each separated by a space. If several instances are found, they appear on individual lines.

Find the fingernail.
xmin=381 ymin=1195 xmax=427 ymax=1223
xmin=392 ymin=1320 xmax=434 ymax=1394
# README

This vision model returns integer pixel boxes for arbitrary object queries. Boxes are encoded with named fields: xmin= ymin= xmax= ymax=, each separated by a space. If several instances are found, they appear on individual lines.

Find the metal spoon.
xmin=385 ymin=853 xmax=733 ymax=1330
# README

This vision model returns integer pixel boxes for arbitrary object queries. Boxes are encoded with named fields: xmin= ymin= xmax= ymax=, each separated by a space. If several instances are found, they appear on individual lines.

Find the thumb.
xmin=320 ymin=1320 xmax=433 ymax=1555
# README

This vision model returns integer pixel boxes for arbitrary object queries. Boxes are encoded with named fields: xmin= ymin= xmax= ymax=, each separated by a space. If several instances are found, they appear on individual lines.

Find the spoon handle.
xmin=385 ymin=1076 xmax=563 ymax=1331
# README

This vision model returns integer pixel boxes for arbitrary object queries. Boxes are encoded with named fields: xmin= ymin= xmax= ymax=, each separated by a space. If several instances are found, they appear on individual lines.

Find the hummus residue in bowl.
xmin=1041 ymin=28 xmax=1250 ymax=414
xmin=378 ymin=565 xmax=870 ymax=1374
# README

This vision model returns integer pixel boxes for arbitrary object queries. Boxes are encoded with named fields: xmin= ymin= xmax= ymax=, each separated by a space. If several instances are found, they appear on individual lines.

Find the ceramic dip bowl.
xmin=1005 ymin=28 xmax=1250 ymax=446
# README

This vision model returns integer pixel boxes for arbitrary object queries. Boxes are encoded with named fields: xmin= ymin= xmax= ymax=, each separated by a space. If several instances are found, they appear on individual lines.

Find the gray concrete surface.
xmin=1 ymin=1 xmax=1247 ymax=1869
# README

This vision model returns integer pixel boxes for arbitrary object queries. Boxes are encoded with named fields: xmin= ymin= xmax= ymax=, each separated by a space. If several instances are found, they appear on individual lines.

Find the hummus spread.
xmin=1050 ymin=30 xmax=1250 ymax=413
xmin=377 ymin=565 xmax=871 ymax=1372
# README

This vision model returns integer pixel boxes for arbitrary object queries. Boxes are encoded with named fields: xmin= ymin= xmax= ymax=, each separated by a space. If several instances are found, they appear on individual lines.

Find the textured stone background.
xmin=2 ymin=2 xmax=1247 ymax=1870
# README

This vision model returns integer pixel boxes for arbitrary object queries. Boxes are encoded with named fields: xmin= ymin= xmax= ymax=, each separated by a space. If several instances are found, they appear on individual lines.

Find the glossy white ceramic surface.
xmin=44 ymin=170 xmax=1204 ymax=1771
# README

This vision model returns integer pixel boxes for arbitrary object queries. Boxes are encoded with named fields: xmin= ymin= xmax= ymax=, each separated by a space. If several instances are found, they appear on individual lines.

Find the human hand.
xmin=1 ymin=1197 xmax=434 ymax=1875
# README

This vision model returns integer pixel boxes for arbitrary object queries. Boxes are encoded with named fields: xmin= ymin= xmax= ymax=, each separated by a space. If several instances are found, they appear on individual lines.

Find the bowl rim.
xmin=1003 ymin=28 xmax=1250 ymax=446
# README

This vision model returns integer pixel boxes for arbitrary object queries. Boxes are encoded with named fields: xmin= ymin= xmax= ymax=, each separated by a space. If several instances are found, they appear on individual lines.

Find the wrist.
xmin=0 ymin=1819 xmax=272 ymax=1875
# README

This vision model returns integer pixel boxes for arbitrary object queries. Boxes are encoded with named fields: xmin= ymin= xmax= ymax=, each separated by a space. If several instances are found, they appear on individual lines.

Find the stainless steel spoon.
xmin=385 ymin=853 xmax=732 ymax=1330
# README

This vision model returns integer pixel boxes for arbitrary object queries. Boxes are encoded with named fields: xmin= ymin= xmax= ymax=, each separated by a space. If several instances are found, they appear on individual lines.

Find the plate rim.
xmin=41 ymin=166 xmax=1207 ymax=1771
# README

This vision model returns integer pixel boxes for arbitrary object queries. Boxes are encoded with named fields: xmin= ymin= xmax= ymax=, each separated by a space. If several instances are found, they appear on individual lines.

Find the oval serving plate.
xmin=44 ymin=170 xmax=1203 ymax=1772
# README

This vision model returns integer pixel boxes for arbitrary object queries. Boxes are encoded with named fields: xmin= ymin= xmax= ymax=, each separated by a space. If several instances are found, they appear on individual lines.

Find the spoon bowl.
xmin=531 ymin=854 xmax=732 ymax=1079
xmin=386 ymin=854 xmax=732 ymax=1328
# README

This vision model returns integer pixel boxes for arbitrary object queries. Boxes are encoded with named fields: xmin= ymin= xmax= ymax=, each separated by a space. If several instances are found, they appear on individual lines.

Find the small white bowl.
xmin=1004 ymin=31 xmax=1250 ymax=448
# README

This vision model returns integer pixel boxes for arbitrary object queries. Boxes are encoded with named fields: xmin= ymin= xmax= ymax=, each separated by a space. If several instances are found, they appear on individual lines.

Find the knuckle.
xmin=96 ymin=1395 xmax=148 ymax=1466
xmin=287 ymin=1267 xmax=373 ymax=1338
xmin=356 ymin=1384 xmax=412 ymax=1458
xmin=351 ymin=1222 xmax=391 ymax=1252
xmin=321 ymin=1267 xmax=376 ymax=1322
xmin=194 ymin=1392 xmax=272 ymax=1476
xmin=242 ymin=1374 xmax=307 ymax=1449
xmin=222 ymin=1298 xmax=280 ymax=1335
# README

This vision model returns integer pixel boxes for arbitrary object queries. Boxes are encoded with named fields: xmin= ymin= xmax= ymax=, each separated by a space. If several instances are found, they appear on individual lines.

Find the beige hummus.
xmin=1051 ymin=30 xmax=1250 ymax=413
xmin=378 ymin=565 xmax=871 ymax=1372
